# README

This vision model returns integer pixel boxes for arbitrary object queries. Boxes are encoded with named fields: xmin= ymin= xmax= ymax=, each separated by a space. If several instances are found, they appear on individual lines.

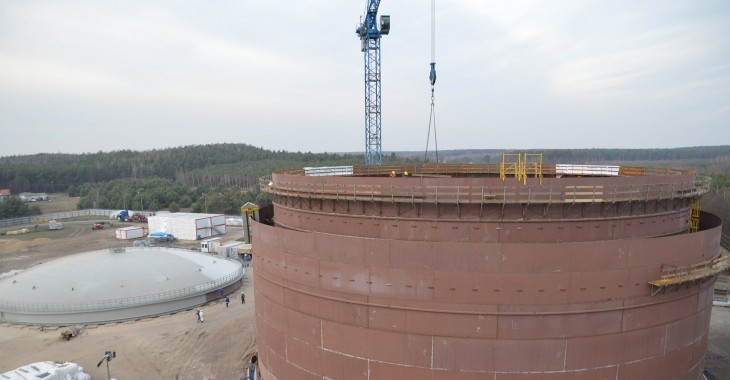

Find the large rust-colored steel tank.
xmin=252 ymin=164 xmax=724 ymax=379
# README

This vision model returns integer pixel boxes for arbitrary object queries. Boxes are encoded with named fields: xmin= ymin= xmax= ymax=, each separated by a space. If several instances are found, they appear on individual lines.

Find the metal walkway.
xmin=649 ymin=253 xmax=730 ymax=296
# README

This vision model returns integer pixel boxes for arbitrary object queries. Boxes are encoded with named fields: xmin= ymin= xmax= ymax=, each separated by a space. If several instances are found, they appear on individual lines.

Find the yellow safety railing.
xmin=500 ymin=153 xmax=543 ymax=185
xmin=500 ymin=153 xmax=521 ymax=181
xmin=523 ymin=153 xmax=543 ymax=185
xmin=649 ymin=254 xmax=730 ymax=296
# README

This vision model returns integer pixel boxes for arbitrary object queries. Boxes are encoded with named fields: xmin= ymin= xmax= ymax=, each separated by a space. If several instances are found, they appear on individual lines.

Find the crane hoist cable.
xmin=424 ymin=0 xmax=439 ymax=163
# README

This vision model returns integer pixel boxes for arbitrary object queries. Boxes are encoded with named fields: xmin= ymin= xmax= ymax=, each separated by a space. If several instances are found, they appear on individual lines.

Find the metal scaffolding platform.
xmin=649 ymin=254 xmax=730 ymax=296
xmin=500 ymin=153 xmax=543 ymax=185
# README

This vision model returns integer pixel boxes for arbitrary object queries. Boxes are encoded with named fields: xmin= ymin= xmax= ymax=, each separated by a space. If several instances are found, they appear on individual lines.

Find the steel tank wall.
xmin=252 ymin=211 xmax=722 ymax=379
xmin=273 ymin=203 xmax=690 ymax=243
xmin=268 ymin=172 xmax=698 ymax=243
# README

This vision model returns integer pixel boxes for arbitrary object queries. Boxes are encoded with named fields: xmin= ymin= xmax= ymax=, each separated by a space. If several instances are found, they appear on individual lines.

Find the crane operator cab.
xmin=380 ymin=15 xmax=390 ymax=35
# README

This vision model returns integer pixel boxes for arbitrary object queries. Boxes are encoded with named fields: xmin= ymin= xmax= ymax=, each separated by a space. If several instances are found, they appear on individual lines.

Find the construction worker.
xmin=389 ymin=170 xmax=396 ymax=177
xmin=403 ymin=171 xmax=409 ymax=177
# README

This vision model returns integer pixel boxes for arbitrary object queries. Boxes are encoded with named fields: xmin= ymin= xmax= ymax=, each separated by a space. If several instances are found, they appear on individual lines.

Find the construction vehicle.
xmin=125 ymin=213 xmax=147 ymax=223
xmin=60 ymin=325 xmax=86 ymax=341
xmin=110 ymin=210 xmax=148 ymax=223
xmin=93 ymin=221 xmax=114 ymax=230
xmin=356 ymin=0 xmax=390 ymax=166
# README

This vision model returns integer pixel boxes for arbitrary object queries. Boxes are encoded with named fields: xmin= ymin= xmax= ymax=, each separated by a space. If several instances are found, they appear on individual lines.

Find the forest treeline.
xmin=2 ymin=144 xmax=729 ymax=194
xmin=0 ymin=144 xmax=366 ymax=194
xmin=0 ymin=144 xmax=729 ymax=223
xmin=415 ymin=146 xmax=730 ymax=172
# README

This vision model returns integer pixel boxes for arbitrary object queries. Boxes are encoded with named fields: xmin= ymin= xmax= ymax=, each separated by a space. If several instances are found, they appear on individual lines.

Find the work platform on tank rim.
xmin=261 ymin=163 xmax=709 ymax=210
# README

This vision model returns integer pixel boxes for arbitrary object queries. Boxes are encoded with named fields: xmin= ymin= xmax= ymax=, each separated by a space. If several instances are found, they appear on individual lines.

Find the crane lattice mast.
xmin=356 ymin=1 xmax=390 ymax=166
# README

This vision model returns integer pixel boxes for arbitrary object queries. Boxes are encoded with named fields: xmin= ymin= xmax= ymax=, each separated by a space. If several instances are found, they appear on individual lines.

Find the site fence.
xmin=0 ymin=209 xmax=148 ymax=229
xmin=0 ymin=209 xmax=243 ymax=229
xmin=0 ymin=258 xmax=243 ymax=313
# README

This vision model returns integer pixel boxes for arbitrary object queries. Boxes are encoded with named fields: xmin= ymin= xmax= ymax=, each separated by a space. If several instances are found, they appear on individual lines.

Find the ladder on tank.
xmin=689 ymin=198 xmax=700 ymax=233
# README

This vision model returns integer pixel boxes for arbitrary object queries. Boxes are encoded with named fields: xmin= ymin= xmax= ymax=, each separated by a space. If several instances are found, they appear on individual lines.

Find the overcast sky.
xmin=1 ymin=0 xmax=728 ymax=157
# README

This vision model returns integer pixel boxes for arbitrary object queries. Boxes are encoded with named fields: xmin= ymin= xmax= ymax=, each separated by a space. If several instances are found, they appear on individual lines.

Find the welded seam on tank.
xmin=310 ymin=342 xmax=631 ymax=375
xmin=324 ymin=340 xmax=701 ymax=374
xmin=270 ymin=217 xmax=689 ymax=243
xmin=254 ymin=270 xmax=711 ymax=317
xmin=270 ymin=190 xmax=701 ymax=212
xmin=273 ymin=201 xmax=690 ymax=225
xmin=259 ymin=297 xmax=706 ymax=376
xmin=262 ymin=344 xmax=321 ymax=379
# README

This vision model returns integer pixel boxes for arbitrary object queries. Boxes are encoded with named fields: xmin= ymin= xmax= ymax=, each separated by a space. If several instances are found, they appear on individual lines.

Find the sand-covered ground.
xmin=0 ymin=287 xmax=256 ymax=379
xmin=0 ymin=222 xmax=257 ymax=379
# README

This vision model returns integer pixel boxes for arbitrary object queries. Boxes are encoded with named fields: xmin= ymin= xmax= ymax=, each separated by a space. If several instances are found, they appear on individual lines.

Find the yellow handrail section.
xmin=500 ymin=153 xmax=521 ymax=182
xmin=523 ymin=153 xmax=543 ymax=185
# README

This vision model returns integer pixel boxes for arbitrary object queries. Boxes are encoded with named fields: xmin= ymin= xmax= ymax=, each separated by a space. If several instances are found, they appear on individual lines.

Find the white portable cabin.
xmin=147 ymin=213 xmax=226 ymax=241
xmin=200 ymin=237 xmax=222 ymax=253
xmin=219 ymin=241 xmax=247 ymax=259
xmin=225 ymin=217 xmax=243 ymax=226
xmin=116 ymin=226 xmax=144 ymax=240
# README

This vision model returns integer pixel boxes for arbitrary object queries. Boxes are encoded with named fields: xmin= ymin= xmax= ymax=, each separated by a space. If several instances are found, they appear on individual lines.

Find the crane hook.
xmin=429 ymin=62 xmax=437 ymax=88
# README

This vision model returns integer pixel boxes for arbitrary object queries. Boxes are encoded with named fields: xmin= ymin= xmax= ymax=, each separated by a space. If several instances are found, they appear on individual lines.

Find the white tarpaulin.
xmin=555 ymin=164 xmax=619 ymax=176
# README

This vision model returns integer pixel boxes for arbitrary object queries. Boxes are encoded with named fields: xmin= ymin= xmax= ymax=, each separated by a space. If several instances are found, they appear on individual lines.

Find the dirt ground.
xmin=0 ymin=222 xmax=257 ymax=379
xmin=707 ymin=306 xmax=730 ymax=379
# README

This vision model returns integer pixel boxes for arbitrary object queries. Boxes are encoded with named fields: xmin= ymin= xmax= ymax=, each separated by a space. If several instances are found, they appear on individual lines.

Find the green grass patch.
xmin=36 ymin=194 xmax=80 ymax=214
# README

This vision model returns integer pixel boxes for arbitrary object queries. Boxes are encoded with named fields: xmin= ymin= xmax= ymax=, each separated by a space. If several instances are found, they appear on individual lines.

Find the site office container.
xmin=115 ymin=226 xmax=144 ymax=240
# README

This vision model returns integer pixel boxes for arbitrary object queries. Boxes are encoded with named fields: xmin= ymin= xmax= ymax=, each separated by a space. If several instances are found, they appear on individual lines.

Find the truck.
xmin=110 ymin=210 xmax=147 ymax=223
xmin=126 ymin=213 xmax=147 ymax=223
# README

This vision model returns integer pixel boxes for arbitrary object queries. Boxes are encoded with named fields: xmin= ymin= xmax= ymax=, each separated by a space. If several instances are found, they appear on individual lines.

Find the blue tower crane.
xmin=356 ymin=1 xmax=390 ymax=166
